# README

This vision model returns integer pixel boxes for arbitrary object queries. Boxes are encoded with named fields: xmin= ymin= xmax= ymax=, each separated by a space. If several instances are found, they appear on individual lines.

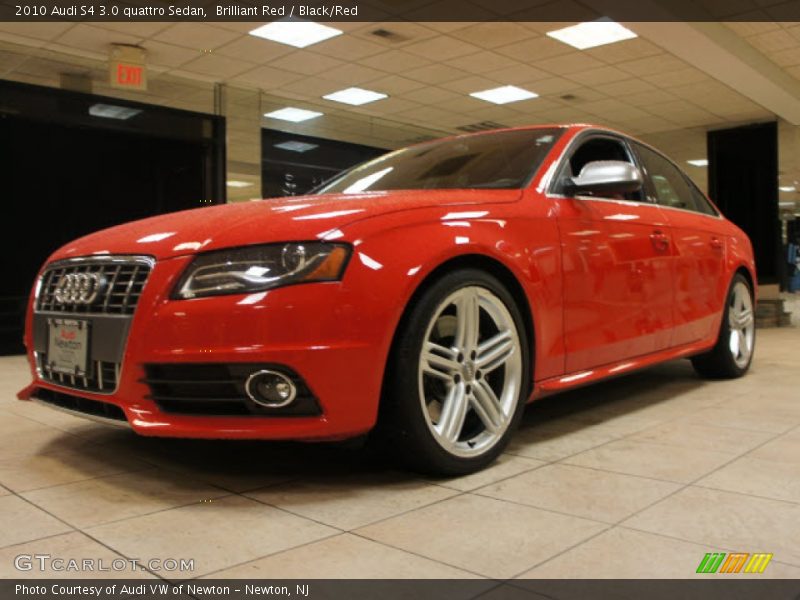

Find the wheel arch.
xmin=734 ymin=265 xmax=756 ymax=299
xmin=380 ymin=253 xmax=536 ymax=405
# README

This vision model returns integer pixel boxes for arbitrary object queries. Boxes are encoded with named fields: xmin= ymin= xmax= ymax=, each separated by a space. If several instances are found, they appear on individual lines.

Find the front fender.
xmin=337 ymin=203 xmax=565 ymax=382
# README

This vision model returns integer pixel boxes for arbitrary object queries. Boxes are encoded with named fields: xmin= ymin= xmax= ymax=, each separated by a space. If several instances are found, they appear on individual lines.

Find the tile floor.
xmin=0 ymin=327 xmax=799 ymax=580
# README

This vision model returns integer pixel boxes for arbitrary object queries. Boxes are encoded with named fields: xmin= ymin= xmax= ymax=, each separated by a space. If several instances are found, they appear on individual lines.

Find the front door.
xmin=551 ymin=134 xmax=674 ymax=373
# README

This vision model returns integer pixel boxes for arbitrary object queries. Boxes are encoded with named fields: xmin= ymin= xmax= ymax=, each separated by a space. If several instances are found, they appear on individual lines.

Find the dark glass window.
xmin=685 ymin=178 xmax=719 ymax=216
xmin=634 ymin=142 xmax=713 ymax=214
xmin=262 ymin=129 xmax=386 ymax=198
xmin=316 ymin=128 xmax=562 ymax=194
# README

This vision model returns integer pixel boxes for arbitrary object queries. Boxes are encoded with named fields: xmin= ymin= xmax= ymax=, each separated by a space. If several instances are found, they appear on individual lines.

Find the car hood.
xmin=51 ymin=189 xmax=522 ymax=261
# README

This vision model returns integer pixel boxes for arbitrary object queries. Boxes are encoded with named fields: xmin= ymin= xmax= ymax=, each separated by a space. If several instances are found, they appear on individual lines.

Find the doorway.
xmin=0 ymin=81 xmax=225 ymax=355
xmin=707 ymin=122 xmax=779 ymax=285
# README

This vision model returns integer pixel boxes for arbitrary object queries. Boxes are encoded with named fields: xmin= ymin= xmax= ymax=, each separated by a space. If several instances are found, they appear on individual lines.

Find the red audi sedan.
xmin=18 ymin=124 xmax=756 ymax=474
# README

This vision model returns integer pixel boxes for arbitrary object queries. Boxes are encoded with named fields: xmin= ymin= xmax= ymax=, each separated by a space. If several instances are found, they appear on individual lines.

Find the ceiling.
xmin=1 ymin=20 xmax=790 ymax=135
xmin=0 ymin=18 xmax=798 ymax=210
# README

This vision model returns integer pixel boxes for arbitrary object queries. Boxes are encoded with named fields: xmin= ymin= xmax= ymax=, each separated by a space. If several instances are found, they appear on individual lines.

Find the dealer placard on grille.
xmin=47 ymin=318 xmax=90 ymax=376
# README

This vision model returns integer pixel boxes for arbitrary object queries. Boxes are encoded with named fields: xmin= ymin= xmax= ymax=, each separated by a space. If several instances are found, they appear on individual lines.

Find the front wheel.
xmin=691 ymin=273 xmax=755 ymax=379
xmin=379 ymin=269 xmax=530 ymax=475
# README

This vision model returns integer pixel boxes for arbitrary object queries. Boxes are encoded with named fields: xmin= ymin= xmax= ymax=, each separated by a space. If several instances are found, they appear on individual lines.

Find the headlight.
xmin=173 ymin=242 xmax=351 ymax=299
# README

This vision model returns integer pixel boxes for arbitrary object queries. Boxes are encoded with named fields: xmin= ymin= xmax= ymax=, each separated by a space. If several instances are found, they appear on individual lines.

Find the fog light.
xmin=245 ymin=370 xmax=297 ymax=408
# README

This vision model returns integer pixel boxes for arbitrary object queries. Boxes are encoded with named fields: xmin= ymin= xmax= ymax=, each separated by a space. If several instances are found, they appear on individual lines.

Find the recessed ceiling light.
xmin=88 ymin=103 xmax=142 ymax=120
xmin=264 ymin=107 xmax=323 ymax=123
xmin=227 ymin=180 xmax=253 ymax=188
xmin=779 ymin=185 xmax=796 ymax=192
xmin=547 ymin=20 xmax=637 ymax=50
xmin=249 ymin=21 xmax=342 ymax=48
xmin=469 ymin=85 xmax=538 ymax=105
xmin=687 ymin=159 xmax=709 ymax=167
xmin=274 ymin=141 xmax=319 ymax=153
xmin=323 ymin=87 xmax=388 ymax=106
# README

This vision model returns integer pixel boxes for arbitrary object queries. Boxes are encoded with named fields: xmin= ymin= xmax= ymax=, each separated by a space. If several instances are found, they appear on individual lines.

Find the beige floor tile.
xmin=22 ymin=469 xmax=230 ymax=528
xmin=698 ymin=457 xmax=800 ymax=504
xmin=87 ymin=495 xmax=337 ymax=576
xmin=680 ymin=405 xmax=799 ymax=434
xmin=0 ymin=485 xmax=10 ymax=497
xmin=0 ymin=445 xmax=151 ymax=493
xmin=626 ymin=422 xmax=774 ymax=454
xmin=624 ymin=486 xmax=800 ymax=566
xmin=477 ymin=464 xmax=679 ymax=523
xmin=0 ymin=531 xmax=157 ymax=579
xmin=507 ymin=420 xmax=619 ymax=462
xmin=0 ymin=409 xmax=60 ymax=437
xmin=246 ymin=471 xmax=458 ymax=530
xmin=208 ymin=533 xmax=481 ymax=579
xmin=519 ymin=527 xmax=800 ymax=579
xmin=564 ymin=439 xmax=735 ymax=483
xmin=4 ymin=400 xmax=103 ymax=434
xmin=723 ymin=389 xmax=800 ymax=412
xmin=428 ymin=454 xmax=545 ymax=492
xmin=356 ymin=494 xmax=606 ymax=578
xmin=0 ymin=424 xmax=97 ymax=460
xmin=0 ymin=495 xmax=72 ymax=548
xmin=748 ymin=429 xmax=800 ymax=464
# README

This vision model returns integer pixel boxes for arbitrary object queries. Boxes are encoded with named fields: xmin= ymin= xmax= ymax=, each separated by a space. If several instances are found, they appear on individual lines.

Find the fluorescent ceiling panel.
xmin=547 ymin=20 xmax=637 ymax=50
xmin=227 ymin=180 xmax=253 ymax=188
xmin=274 ymin=141 xmax=319 ymax=153
xmin=686 ymin=159 xmax=709 ymax=167
xmin=470 ymin=85 xmax=538 ymax=105
xmin=323 ymin=87 xmax=388 ymax=106
xmin=88 ymin=103 xmax=142 ymax=120
xmin=249 ymin=21 xmax=342 ymax=48
xmin=264 ymin=107 xmax=323 ymax=122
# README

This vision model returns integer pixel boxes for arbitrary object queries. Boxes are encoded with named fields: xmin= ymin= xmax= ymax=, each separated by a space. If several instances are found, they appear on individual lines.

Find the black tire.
xmin=376 ymin=268 xmax=531 ymax=476
xmin=691 ymin=273 xmax=755 ymax=379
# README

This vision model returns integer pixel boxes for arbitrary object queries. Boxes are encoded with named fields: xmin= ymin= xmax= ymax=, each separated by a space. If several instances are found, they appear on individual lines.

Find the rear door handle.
xmin=710 ymin=236 xmax=724 ymax=250
xmin=650 ymin=230 xmax=670 ymax=252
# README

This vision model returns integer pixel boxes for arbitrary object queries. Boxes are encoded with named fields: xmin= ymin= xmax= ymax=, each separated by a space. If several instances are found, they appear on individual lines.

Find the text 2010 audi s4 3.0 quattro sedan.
xmin=18 ymin=124 xmax=756 ymax=475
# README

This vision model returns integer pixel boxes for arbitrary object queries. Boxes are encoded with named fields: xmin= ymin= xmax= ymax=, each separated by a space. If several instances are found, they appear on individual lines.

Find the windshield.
xmin=316 ymin=128 xmax=563 ymax=194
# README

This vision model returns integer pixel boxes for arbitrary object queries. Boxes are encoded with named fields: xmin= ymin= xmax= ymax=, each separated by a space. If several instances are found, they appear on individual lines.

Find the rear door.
xmin=630 ymin=142 xmax=728 ymax=346
xmin=550 ymin=133 xmax=674 ymax=373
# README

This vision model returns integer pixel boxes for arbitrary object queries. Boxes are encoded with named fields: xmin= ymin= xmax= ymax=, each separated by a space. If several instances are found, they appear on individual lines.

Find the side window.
xmin=685 ymin=179 xmax=718 ymax=217
xmin=557 ymin=137 xmax=642 ymax=201
xmin=634 ymin=143 xmax=698 ymax=212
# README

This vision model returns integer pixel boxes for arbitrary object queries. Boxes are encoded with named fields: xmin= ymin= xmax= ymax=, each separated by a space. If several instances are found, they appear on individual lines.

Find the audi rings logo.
xmin=53 ymin=273 xmax=105 ymax=305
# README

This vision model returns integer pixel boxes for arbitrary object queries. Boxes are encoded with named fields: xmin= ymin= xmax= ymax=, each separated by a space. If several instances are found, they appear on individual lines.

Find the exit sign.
xmin=112 ymin=63 xmax=146 ymax=90
xmin=109 ymin=45 xmax=147 ymax=91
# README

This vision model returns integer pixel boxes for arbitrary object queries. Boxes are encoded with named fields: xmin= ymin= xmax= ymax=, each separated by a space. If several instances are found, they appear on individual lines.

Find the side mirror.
xmin=565 ymin=160 xmax=643 ymax=197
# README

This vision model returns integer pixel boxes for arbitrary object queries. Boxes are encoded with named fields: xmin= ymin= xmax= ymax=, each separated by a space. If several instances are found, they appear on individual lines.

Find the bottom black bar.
xmin=3 ymin=580 xmax=800 ymax=600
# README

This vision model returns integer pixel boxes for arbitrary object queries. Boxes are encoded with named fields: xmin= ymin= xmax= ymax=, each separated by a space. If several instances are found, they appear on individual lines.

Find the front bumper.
xmin=20 ymin=254 xmax=391 ymax=441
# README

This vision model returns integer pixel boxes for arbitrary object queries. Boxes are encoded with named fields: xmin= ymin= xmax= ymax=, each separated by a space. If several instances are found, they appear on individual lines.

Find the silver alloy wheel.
xmin=418 ymin=286 xmax=522 ymax=458
xmin=728 ymin=280 xmax=755 ymax=369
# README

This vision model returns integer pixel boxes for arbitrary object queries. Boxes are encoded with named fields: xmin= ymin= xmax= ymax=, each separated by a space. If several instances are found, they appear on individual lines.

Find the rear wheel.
xmin=379 ymin=269 xmax=529 ymax=475
xmin=691 ymin=273 xmax=755 ymax=379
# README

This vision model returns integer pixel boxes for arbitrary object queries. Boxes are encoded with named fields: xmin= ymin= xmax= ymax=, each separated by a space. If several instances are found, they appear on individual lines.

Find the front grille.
xmin=36 ymin=356 xmax=119 ymax=393
xmin=33 ymin=387 xmax=128 ymax=423
xmin=33 ymin=255 xmax=153 ymax=394
xmin=143 ymin=363 xmax=321 ymax=416
xmin=36 ymin=258 xmax=152 ymax=315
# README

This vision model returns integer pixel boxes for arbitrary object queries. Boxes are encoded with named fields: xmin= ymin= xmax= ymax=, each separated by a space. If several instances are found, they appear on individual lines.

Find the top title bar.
xmin=3 ymin=0 xmax=800 ymax=21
